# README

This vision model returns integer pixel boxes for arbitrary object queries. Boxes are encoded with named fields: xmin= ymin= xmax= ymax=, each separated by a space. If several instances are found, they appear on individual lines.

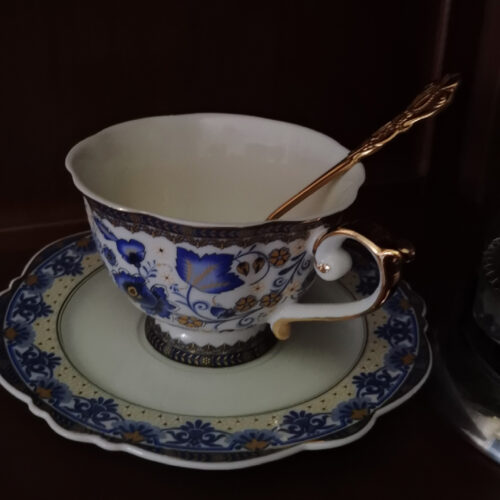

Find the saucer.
xmin=0 ymin=232 xmax=431 ymax=470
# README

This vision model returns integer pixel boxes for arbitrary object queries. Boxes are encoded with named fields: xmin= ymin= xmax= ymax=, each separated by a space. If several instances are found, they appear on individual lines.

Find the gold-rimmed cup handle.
xmin=268 ymin=228 xmax=406 ymax=340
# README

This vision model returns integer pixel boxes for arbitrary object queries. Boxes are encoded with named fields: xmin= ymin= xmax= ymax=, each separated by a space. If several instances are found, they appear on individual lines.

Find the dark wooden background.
xmin=2 ymin=1 xmax=500 ymax=496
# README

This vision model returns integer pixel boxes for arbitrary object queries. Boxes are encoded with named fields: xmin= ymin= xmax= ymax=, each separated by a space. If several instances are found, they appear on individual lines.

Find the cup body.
xmin=67 ymin=114 xmax=366 ymax=366
xmin=87 ymin=197 xmax=335 ymax=331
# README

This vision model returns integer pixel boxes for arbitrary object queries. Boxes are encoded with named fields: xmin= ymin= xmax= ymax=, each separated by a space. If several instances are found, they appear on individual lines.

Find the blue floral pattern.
xmin=23 ymin=272 xmax=54 ymax=292
xmin=165 ymin=420 xmax=227 ymax=448
xmin=385 ymin=346 xmax=416 ymax=371
xmin=331 ymin=397 xmax=376 ymax=426
xmin=352 ymin=370 xmax=399 ymax=399
xmin=3 ymin=322 xmax=35 ymax=347
xmin=46 ymin=252 xmax=85 ymax=276
xmin=94 ymin=216 xmax=146 ymax=267
xmin=113 ymin=272 xmax=176 ymax=319
xmin=116 ymin=239 xmax=146 ymax=267
xmin=34 ymin=379 xmax=71 ymax=404
xmin=115 ymin=421 xmax=160 ymax=444
xmin=230 ymin=429 xmax=281 ymax=451
xmin=73 ymin=235 xmax=96 ymax=255
xmin=281 ymin=410 xmax=329 ymax=438
xmin=19 ymin=346 xmax=61 ymax=378
xmin=176 ymin=248 xmax=244 ymax=294
xmin=12 ymin=291 xmax=52 ymax=323
xmin=91 ymin=215 xmax=313 ymax=331
xmin=0 ymin=232 xmax=426 ymax=454
xmin=375 ymin=316 xmax=414 ymax=345
xmin=102 ymin=246 xmax=116 ymax=266
xmin=68 ymin=397 xmax=121 ymax=429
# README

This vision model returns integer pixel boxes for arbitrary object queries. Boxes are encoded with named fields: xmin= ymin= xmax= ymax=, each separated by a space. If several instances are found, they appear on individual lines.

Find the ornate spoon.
xmin=266 ymin=74 xmax=460 ymax=221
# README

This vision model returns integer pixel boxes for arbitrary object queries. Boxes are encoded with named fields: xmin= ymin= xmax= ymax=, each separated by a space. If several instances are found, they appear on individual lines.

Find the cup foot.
xmin=144 ymin=318 xmax=277 ymax=367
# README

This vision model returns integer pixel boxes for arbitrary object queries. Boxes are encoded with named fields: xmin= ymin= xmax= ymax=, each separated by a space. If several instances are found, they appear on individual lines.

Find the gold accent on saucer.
xmin=25 ymin=274 xmax=39 ymax=286
xmin=244 ymin=439 xmax=270 ymax=451
xmin=35 ymin=386 xmax=53 ymax=399
xmin=266 ymin=74 xmax=460 ymax=220
xmin=122 ymin=430 xmax=145 ymax=443
xmin=271 ymin=228 xmax=406 ymax=341
xmin=351 ymin=408 xmax=369 ymax=420
xmin=4 ymin=327 xmax=18 ymax=341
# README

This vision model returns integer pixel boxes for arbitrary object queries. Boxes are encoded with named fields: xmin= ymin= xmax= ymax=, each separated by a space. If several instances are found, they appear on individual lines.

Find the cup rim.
xmin=65 ymin=113 xmax=365 ymax=228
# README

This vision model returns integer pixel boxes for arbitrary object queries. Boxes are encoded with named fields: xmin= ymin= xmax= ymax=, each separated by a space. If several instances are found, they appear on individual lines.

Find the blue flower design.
xmin=23 ymin=271 xmax=54 ymax=292
xmin=375 ymin=316 xmax=414 ymax=345
xmin=385 ymin=346 xmax=416 ymax=371
xmin=73 ymin=235 xmax=97 ymax=255
xmin=352 ymin=370 xmax=399 ymax=400
xmin=176 ymin=248 xmax=244 ymax=294
xmin=102 ymin=246 xmax=117 ymax=266
xmin=34 ymin=379 xmax=71 ymax=404
xmin=70 ymin=397 xmax=122 ymax=430
xmin=19 ymin=346 xmax=61 ymax=378
xmin=230 ymin=429 xmax=281 ymax=451
xmin=210 ymin=305 xmax=235 ymax=319
xmin=113 ymin=272 xmax=176 ymax=318
xmin=3 ymin=322 xmax=35 ymax=347
xmin=281 ymin=410 xmax=329 ymax=439
xmin=94 ymin=217 xmax=117 ymax=242
xmin=114 ymin=272 xmax=147 ymax=298
xmin=144 ymin=286 xmax=176 ymax=318
xmin=46 ymin=251 xmax=84 ymax=277
xmin=116 ymin=239 xmax=145 ymax=267
xmin=114 ymin=421 xmax=160 ymax=444
xmin=90 ymin=228 xmax=103 ymax=253
xmin=93 ymin=217 xmax=145 ymax=267
xmin=166 ymin=420 xmax=227 ymax=448
xmin=331 ymin=397 xmax=375 ymax=426
xmin=384 ymin=292 xmax=412 ymax=315
xmin=12 ymin=291 xmax=53 ymax=323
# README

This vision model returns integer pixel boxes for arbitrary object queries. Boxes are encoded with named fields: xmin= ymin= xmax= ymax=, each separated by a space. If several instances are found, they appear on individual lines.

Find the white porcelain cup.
xmin=66 ymin=114 xmax=408 ymax=367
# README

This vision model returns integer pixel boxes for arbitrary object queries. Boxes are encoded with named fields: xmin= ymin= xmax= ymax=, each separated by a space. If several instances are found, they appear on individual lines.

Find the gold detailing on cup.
xmin=313 ymin=228 xmax=405 ymax=292
xmin=271 ymin=228 xmax=410 ymax=341
xmin=317 ymin=263 xmax=331 ymax=274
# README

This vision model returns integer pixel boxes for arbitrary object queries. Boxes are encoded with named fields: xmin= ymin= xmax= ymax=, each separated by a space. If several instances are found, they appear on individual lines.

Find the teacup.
xmin=66 ymin=114 xmax=407 ymax=367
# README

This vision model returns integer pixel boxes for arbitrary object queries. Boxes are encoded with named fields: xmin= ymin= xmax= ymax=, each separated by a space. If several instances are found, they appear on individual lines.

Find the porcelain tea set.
xmin=0 ymin=77 xmax=457 ymax=468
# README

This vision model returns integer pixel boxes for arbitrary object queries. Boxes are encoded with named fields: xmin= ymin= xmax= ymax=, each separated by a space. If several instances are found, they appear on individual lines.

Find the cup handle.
xmin=268 ymin=228 xmax=414 ymax=340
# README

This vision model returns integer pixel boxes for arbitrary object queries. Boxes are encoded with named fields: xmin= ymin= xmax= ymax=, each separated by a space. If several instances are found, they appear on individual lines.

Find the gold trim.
xmin=271 ymin=228 xmax=406 ymax=340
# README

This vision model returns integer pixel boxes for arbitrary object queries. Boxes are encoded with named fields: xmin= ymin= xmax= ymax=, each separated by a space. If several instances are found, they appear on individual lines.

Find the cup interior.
xmin=66 ymin=113 xmax=365 ymax=225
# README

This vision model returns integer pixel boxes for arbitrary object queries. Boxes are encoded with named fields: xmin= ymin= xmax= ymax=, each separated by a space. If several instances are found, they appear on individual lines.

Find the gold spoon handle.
xmin=266 ymin=74 xmax=460 ymax=221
